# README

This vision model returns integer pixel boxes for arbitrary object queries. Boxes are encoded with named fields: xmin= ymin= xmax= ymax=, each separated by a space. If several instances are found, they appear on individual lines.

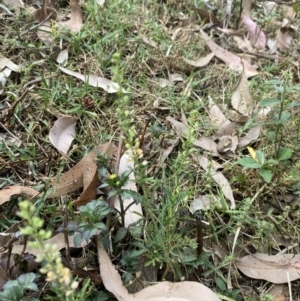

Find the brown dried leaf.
xmin=277 ymin=28 xmax=292 ymax=50
xmin=237 ymin=253 xmax=300 ymax=284
xmin=167 ymin=116 xmax=218 ymax=155
xmin=208 ymin=98 xmax=227 ymax=128
xmin=231 ymin=69 xmax=253 ymax=116
xmin=216 ymin=120 xmax=237 ymax=137
xmin=198 ymin=156 xmax=235 ymax=209
xmin=200 ymin=30 xmax=258 ymax=78
xmin=0 ymin=186 xmax=39 ymax=205
xmin=97 ymin=235 xmax=221 ymax=301
xmin=159 ymin=138 xmax=179 ymax=166
xmin=59 ymin=0 xmax=82 ymax=34
xmin=34 ymin=0 xmax=57 ymax=22
xmin=47 ymin=141 xmax=113 ymax=205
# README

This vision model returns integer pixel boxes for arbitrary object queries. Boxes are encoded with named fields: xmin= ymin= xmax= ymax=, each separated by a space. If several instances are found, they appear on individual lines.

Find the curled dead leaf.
xmin=97 ymin=235 xmax=221 ymax=301
xmin=0 ymin=186 xmax=39 ymax=206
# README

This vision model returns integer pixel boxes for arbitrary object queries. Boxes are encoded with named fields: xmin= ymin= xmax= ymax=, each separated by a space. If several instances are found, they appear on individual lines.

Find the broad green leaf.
xmin=256 ymin=150 xmax=265 ymax=165
xmin=17 ymin=273 xmax=38 ymax=291
xmin=277 ymin=148 xmax=292 ymax=161
xmin=259 ymin=98 xmax=280 ymax=107
xmin=115 ymin=227 xmax=127 ymax=242
xmin=272 ymin=112 xmax=291 ymax=124
xmin=238 ymin=158 xmax=262 ymax=169
xmin=259 ymin=169 xmax=273 ymax=183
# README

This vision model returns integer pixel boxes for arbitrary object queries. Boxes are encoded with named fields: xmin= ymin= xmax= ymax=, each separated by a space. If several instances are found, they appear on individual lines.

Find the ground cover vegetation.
xmin=0 ymin=0 xmax=300 ymax=300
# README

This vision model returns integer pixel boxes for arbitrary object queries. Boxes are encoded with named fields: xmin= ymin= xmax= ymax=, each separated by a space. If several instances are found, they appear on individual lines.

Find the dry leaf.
xmin=49 ymin=116 xmax=77 ymax=155
xmin=242 ymin=16 xmax=267 ymax=49
xmin=183 ymin=52 xmax=215 ymax=67
xmin=3 ymin=0 xmax=23 ymax=8
xmin=208 ymin=98 xmax=227 ymax=128
xmin=59 ymin=0 xmax=82 ymax=34
xmin=237 ymin=253 xmax=300 ymax=284
xmin=216 ymin=120 xmax=237 ymax=138
xmin=159 ymin=138 xmax=179 ymax=166
xmin=238 ymin=126 xmax=261 ymax=148
xmin=56 ymin=49 xmax=69 ymax=65
xmin=34 ymin=0 xmax=57 ymax=22
xmin=0 ymin=55 xmax=21 ymax=72
xmin=58 ymin=66 xmax=124 ymax=93
xmin=277 ymin=28 xmax=292 ymax=50
xmin=198 ymin=156 xmax=235 ymax=209
xmin=231 ymin=69 xmax=253 ymax=116
xmin=37 ymin=24 xmax=53 ymax=45
xmin=114 ymin=150 xmax=143 ymax=228
xmin=0 ymin=68 xmax=12 ymax=95
xmin=9 ymin=233 xmax=84 ymax=256
xmin=238 ymin=107 xmax=270 ymax=148
xmin=233 ymin=36 xmax=253 ymax=52
xmin=46 ymin=141 xmax=113 ymax=205
xmin=200 ymin=30 xmax=258 ymax=78
xmin=166 ymin=116 xmax=218 ymax=155
xmin=267 ymin=38 xmax=277 ymax=54
xmin=97 ymin=235 xmax=221 ymax=301
xmin=189 ymin=195 xmax=218 ymax=212
xmin=0 ymin=186 xmax=39 ymax=206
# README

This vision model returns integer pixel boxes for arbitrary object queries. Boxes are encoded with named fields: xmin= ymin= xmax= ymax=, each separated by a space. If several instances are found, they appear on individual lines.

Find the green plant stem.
xmin=274 ymin=83 xmax=286 ymax=157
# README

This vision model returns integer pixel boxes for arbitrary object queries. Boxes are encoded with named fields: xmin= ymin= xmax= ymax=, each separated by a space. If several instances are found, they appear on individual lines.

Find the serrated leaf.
xmin=17 ymin=273 xmax=38 ymax=291
xmin=259 ymin=169 xmax=273 ymax=183
xmin=277 ymin=148 xmax=292 ymax=161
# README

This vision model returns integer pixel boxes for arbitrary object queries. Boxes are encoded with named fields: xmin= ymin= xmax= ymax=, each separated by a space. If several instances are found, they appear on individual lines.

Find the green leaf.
xmin=215 ymin=277 xmax=227 ymax=292
xmin=238 ymin=158 xmax=261 ymax=169
xmin=0 ymin=285 xmax=23 ymax=301
xmin=289 ymin=85 xmax=300 ymax=91
xmin=73 ymin=233 xmax=83 ymax=247
xmin=272 ymin=112 xmax=291 ymax=124
xmin=277 ymin=148 xmax=292 ymax=161
xmin=129 ymin=248 xmax=148 ymax=258
xmin=255 ymin=150 xmax=265 ymax=165
xmin=115 ymin=227 xmax=127 ymax=242
xmin=259 ymin=169 xmax=273 ymax=183
xmin=17 ymin=273 xmax=38 ymax=291
xmin=259 ymin=98 xmax=280 ymax=107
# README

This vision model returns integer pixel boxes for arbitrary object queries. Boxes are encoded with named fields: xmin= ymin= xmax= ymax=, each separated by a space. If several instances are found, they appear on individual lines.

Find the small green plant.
xmin=0 ymin=273 xmax=39 ymax=301
xmin=73 ymin=199 xmax=111 ymax=247
xmin=238 ymin=146 xmax=292 ymax=183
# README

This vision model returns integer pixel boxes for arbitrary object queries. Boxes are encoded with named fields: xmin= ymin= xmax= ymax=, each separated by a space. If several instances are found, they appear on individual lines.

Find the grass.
xmin=1 ymin=0 xmax=300 ymax=300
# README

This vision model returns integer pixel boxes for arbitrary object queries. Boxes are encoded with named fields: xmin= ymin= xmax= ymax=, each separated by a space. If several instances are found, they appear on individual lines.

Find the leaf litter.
xmin=1 ymin=0 xmax=300 ymax=299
